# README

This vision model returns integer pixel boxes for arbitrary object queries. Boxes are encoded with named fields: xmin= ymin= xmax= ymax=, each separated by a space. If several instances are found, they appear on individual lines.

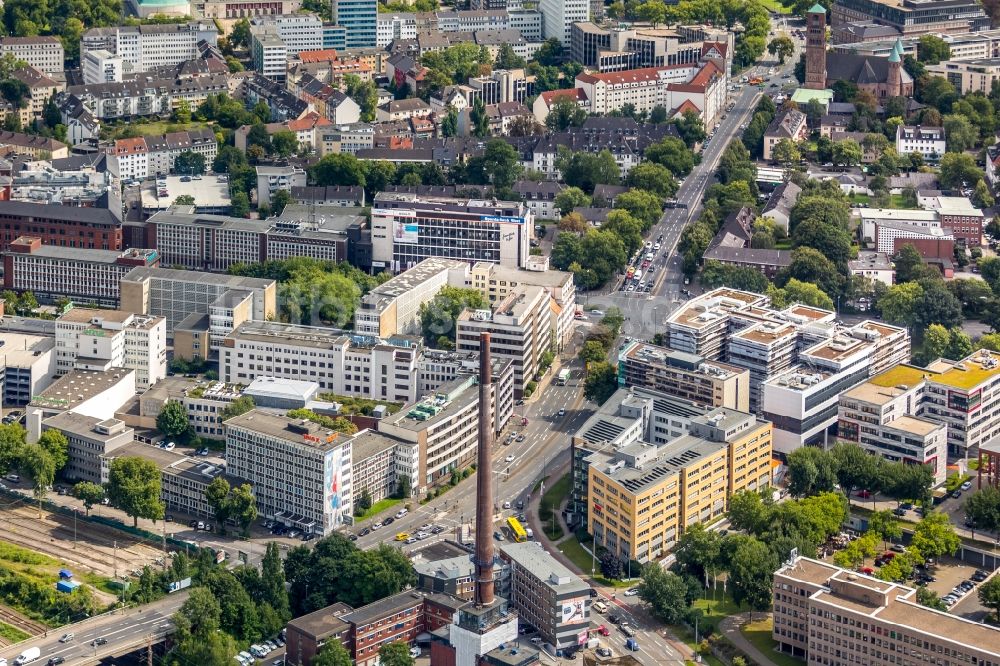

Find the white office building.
xmin=538 ymin=0 xmax=589 ymax=44
xmin=82 ymin=49 xmax=125 ymax=85
xmin=81 ymin=22 xmax=219 ymax=76
xmin=250 ymin=14 xmax=324 ymax=55
xmin=225 ymin=409 xmax=353 ymax=535
xmin=54 ymin=308 xmax=167 ymax=391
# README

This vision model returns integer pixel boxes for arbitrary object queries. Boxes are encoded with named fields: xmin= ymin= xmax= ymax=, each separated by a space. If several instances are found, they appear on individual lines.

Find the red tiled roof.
xmin=110 ymin=137 xmax=148 ymax=155
xmin=702 ymin=41 xmax=728 ymax=57
xmin=539 ymin=88 xmax=588 ymax=105
xmin=287 ymin=112 xmax=333 ymax=131
xmin=298 ymin=49 xmax=340 ymax=63
xmin=673 ymin=99 xmax=701 ymax=116
xmin=576 ymin=66 xmax=671 ymax=85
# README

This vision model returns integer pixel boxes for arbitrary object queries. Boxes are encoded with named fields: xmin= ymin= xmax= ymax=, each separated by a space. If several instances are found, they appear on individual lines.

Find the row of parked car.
xmin=234 ymin=636 xmax=285 ymax=666
xmin=941 ymin=569 xmax=991 ymax=608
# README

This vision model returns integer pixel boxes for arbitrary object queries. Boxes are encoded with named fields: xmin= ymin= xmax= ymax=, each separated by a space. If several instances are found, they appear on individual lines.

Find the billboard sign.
xmin=393 ymin=220 xmax=419 ymax=244
xmin=481 ymin=215 xmax=524 ymax=224
xmin=560 ymin=597 xmax=587 ymax=624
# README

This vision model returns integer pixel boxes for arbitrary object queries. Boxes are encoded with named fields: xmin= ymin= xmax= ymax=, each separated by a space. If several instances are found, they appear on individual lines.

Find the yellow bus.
xmin=506 ymin=516 xmax=527 ymax=542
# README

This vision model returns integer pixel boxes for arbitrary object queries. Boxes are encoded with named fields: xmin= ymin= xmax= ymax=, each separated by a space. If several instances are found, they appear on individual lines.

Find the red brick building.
xmin=0 ymin=201 xmax=121 ymax=251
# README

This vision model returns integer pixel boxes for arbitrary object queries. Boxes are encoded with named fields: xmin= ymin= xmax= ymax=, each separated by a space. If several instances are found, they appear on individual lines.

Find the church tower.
xmin=887 ymin=43 xmax=902 ymax=97
xmin=805 ymin=3 xmax=828 ymax=90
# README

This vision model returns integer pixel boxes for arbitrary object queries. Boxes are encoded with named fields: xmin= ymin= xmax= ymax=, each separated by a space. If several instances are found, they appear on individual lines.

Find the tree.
xmin=467 ymin=139 xmax=522 ymax=191
xmin=0 ymin=423 xmax=25 ymax=475
xmin=939 ymin=152 xmax=983 ymax=189
xmin=73 ymin=481 xmax=105 ymax=515
xmin=419 ymin=286 xmax=487 ymax=345
xmin=674 ymin=522 xmax=721 ymax=580
xmin=867 ymin=510 xmax=903 ymax=550
xmin=174 ymin=99 xmax=192 ymax=124
xmin=580 ymin=340 xmax=607 ymax=364
xmin=21 ymin=444 xmax=54 ymax=508
xmin=831 ymin=443 xmax=880 ymax=498
xmin=978 ymin=576 xmax=1000 ymax=623
xmin=625 ymin=163 xmax=677 ymax=199
xmin=879 ymin=282 xmax=923 ymax=327
xmin=792 ymin=218 xmax=853 ymax=268
xmin=495 ymin=43 xmax=526 ymax=69
xmin=174 ymin=151 xmax=206 ymax=176
xmin=918 ymin=34 xmax=951 ymax=64
xmin=37 ymin=428 xmax=68 ymax=474
xmin=270 ymin=130 xmax=298 ymax=158
xmin=639 ymin=565 xmax=690 ymax=624
xmin=964 ymin=486 xmax=1000 ymax=533
xmin=600 ymin=551 xmax=624 ymax=579
xmin=780 ymin=248 xmax=843 ymax=301
xmin=729 ymin=537 xmax=777 ymax=620
xmin=644 ymin=136 xmax=694 ymax=177
xmin=973 ymin=179 xmax=995 ymax=208
xmin=106 ymin=456 xmax=164 ymax=527
xmin=615 ymin=189 xmax=663 ymax=228
xmin=157 ymin=400 xmax=190 ymax=440
xmin=767 ymin=36 xmax=795 ymax=64
xmin=545 ymin=95 xmax=587 ymax=131
xmin=917 ymin=585 xmax=947 ymax=611
xmin=553 ymin=187 xmax=591 ymax=216
xmin=787 ymin=446 xmax=838 ymax=497
xmin=673 ymin=109 xmax=706 ymax=148
xmin=354 ymin=487 xmax=372 ymax=516
xmin=914 ymin=278 xmax=963 ymax=331
xmin=378 ymin=643 xmax=413 ymax=666
xmin=230 ymin=18 xmax=252 ymax=48
xmin=832 ymin=139 xmax=862 ymax=166
xmin=230 ymin=191 xmax=250 ymax=218
xmin=558 ymin=149 xmax=620 ymax=193
xmin=584 ymin=362 xmax=618 ymax=405
xmin=174 ymin=195 xmax=196 ymax=206
xmin=470 ymin=97 xmax=488 ymax=138
xmin=312 ymin=642 xmax=352 ymax=666
xmin=771 ymin=138 xmax=801 ymax=165
xmin=309 ymin=153 xmax=366 ymax=188
xmin=271 ymin=189 xmax=292 ymax=216
xmin=221 ymin=396 xmax=255 ymax=421
xmin=944 ymin=114 xmax=977 ymax=152
xmin=894 ymin=244 xmax=937 ymax=284
xmin=229 ymin=483 xmax=258 ymax=536
xmin=911 ymin=511 xmax=960 ymax=561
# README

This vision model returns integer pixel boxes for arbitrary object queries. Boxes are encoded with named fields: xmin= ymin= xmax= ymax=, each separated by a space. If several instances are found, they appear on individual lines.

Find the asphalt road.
xmin=0 ymin=593 xmax=188 ymax=666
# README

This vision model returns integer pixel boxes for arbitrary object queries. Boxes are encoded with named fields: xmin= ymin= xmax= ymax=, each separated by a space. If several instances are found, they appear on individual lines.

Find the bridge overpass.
xmin=0 ymin=593 xmax=187 ymax=666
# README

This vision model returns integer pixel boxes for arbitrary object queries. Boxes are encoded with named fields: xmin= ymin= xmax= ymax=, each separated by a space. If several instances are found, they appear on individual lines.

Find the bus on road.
xmin=507 ymin=516 xmax=527 ymax=542
xmin=556 ymin=369 xmax=571 ymax=385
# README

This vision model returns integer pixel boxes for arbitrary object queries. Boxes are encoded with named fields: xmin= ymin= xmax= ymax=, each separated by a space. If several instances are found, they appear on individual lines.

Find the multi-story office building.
xmin=665 ymin=288 xmax=910 ymax=431
xmin=333 ymin=0 xmax=378 ymax=48
xmin=0 ymin=201 xmax=122 ymax=251
xmin=618 ymin=341 xmax=750 ymax=412
xmin=250 ymin=28 xmax=288 ymax=80
xmin=82 ymin=49 xmax=126 ymax=85
xmin=43 ymin=412 xmax=134 ymax=484
xmin=354 ymin=258 xmax=469 ymax=337
xmin=586 ymin=408 xmax=772 ymax=563
xmin=27 ymin=368 xmax=136 ymax=443
xmin=0 ymin=332 xmax=56 ymax=406
xmin=377 ymin=367 xmax=514 ymax=491
xmin=250 ymin=14 xmax=323 ymax=55
xmin=773 ymin=556 xmax=1000 ymax=665
xmin=2 ymin=239 xmax=159 ymax=307
xmin=569 ymin=386 xmax=711 ymax=526
xmin=455 ymin=285 xmax=551 ymax=396
xmin=225 ymin=409 xmax=353 ymax=534
xmin=371 ymin=192 xmax=533 ymax=271
xmin=120 ymin=266 xmax=276 ymax=334
xmin=498 ymin=542 xmax=591 ymax=652
xmin=0 ymin=37 xmax=64 ymax=75
xmin=376 ymin=13 xmax=417 ymax=47
xmin=81 ymin=23 xmax=219 ymax=75
xmin=145 ymin=210 xmax=269 ymax=272
xmin=539 ymin=0 xmax=588 ymax=44
xmin=838 ymin=380 xmax=948 ymax=484
xmin=569 ymin=22 xmax=731 ymax=71
xmin=351 ymin=428 xmax=417 ymax=503
xmin=54 ymin=308 xmax=167 ymax=391
xmin=256 ymin=165 xmax=307 ymax=206
xmin=220 ymin=321 xmax=423 ymax=403
xmin=831 ymin=0 xmax=989 ymax=36
xmin=858 ymin=350 xmax=1000 ymax=458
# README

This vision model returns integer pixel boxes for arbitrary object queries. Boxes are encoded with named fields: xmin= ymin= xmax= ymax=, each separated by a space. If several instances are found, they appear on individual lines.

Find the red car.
xmin=596 ymin=625 xmax=610 ymax=636
xmin=861 ymin=567 xmax=875 ymax=575
xmin=856 ymin=489 xmax=872 ymax=498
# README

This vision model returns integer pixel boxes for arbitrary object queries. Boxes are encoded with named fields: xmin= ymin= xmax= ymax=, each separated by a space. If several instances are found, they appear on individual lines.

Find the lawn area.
xmin=354 ymin=497 xmax=401 ymax=521
xmin=0 ymin=621 xmax=29 ymax=643
xmin=102 ymin=120 xmax=215 ymax=140
xmin=665 ymin=594 xmax=741 ymax=666
xmin=538 ymin=473 xmax=571 ymax=540
xmin=849 ymin=193 xmax=918 ymax=209
xmin=742 ymin=618 xmax=806 ymax=666
xmin=758 ymin=0 xmax=793 ymax=13
xmin=556 ymin=535 xmax=635 ymax=587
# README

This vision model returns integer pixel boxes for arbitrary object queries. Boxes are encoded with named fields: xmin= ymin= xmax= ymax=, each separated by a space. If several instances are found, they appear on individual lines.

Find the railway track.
xmin=0 ymin=603 xmax=46 ymax=642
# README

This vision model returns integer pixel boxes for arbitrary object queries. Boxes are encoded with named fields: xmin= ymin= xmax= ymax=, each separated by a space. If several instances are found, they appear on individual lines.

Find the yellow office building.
xmin=586 ymin=408 xmax=772 ymax=563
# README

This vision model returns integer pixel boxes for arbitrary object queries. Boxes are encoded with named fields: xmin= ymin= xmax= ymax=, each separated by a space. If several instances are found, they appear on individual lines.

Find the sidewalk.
xmin=720 ymin=613 xmax=783 ymax=666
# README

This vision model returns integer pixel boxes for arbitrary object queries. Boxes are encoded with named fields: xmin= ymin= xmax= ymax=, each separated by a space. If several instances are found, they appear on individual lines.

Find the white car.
xmin=409 ymin=648 xmax=421 ymax=658
xmin=624 ymin=587 xmax=640 ymax=597
xmin=59 ymin=634 xmax=74 ymax=643
xmin=505 ymin=455 xmax=515 ymax=463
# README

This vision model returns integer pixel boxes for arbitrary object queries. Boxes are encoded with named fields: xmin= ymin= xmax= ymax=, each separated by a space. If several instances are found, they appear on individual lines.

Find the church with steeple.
xmin=804 ymin=4 xmax=913 ymax=98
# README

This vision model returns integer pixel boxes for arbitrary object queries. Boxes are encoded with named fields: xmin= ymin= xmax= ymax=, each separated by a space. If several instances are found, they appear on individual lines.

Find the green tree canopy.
xmin=107 ymin=456 xmax=164 ymax=526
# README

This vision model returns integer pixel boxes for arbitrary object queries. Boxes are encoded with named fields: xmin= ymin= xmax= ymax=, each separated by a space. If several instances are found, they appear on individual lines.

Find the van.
xmin=525 ymin=528 xmax=534 ymax=540
xmin=593 ymin=601 xmax=608 ymax=613
xmin=15 ymin=648 xmax=40 ymax=666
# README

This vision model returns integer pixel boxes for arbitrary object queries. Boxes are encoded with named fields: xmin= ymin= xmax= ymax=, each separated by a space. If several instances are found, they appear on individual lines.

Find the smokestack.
xmin=475 ymin=332 xmax=495 ymax=607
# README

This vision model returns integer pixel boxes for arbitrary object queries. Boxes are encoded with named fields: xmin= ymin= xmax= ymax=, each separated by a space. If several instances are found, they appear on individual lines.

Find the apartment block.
xmin=895 ymin=124 xmax=946 ymax=160
xmin=371 ymin=192 xmax=533 ymax=272
xmin=43 ymin=412 xmax=134 ymax=484
xmin=225 ymin=409 xmax=353 ymax=534
xmin=539 ymin=0 xmax=589 ymax=44
xmin=0 ymin=37 xmax=63 ymax=75
xmin=728 ymin=320 xmax=800 ymax=413
xmin=354 ymin=258 xmax=469 ymax=337
xmin=498 ymin=542 xmax=591 ymax=652
xmin=377 ymin=367 xmax=514 ymax=492
xmin=773 ymin=556 xmax=1000 ymax=665
xmin=2 ymin=238 xmax=159 ymax=307
xmin=251 ymin=13 xmax=324 ymax=55
xmin=455 ymin=285 xmax=552 ymax=396
xmin=618 ymin=341 xmax=750 ymax=412
xmin=54 ymin=308 xmax=167 ymax=391
xmin=220 ymin=321 xmax=422 ymax=403
xmin=120 ymin=266 xmax=276 ymax=336
xmin=106 ymin=129 xmax=218 ymax=181
xmin=81 ymin=23 xmax=219 ymax=75
xmin=256 ymin=165 xmax=307 ymax=207
xmin=838 ymin=381 xmax=947 ymax=484
xmin=586 ymin=408 xmax=772 ymax=562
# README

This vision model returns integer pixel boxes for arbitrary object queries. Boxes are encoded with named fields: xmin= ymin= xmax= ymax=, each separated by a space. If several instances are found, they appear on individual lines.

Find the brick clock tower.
xmin=805 ymin=3 xmax=828 ymax=90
